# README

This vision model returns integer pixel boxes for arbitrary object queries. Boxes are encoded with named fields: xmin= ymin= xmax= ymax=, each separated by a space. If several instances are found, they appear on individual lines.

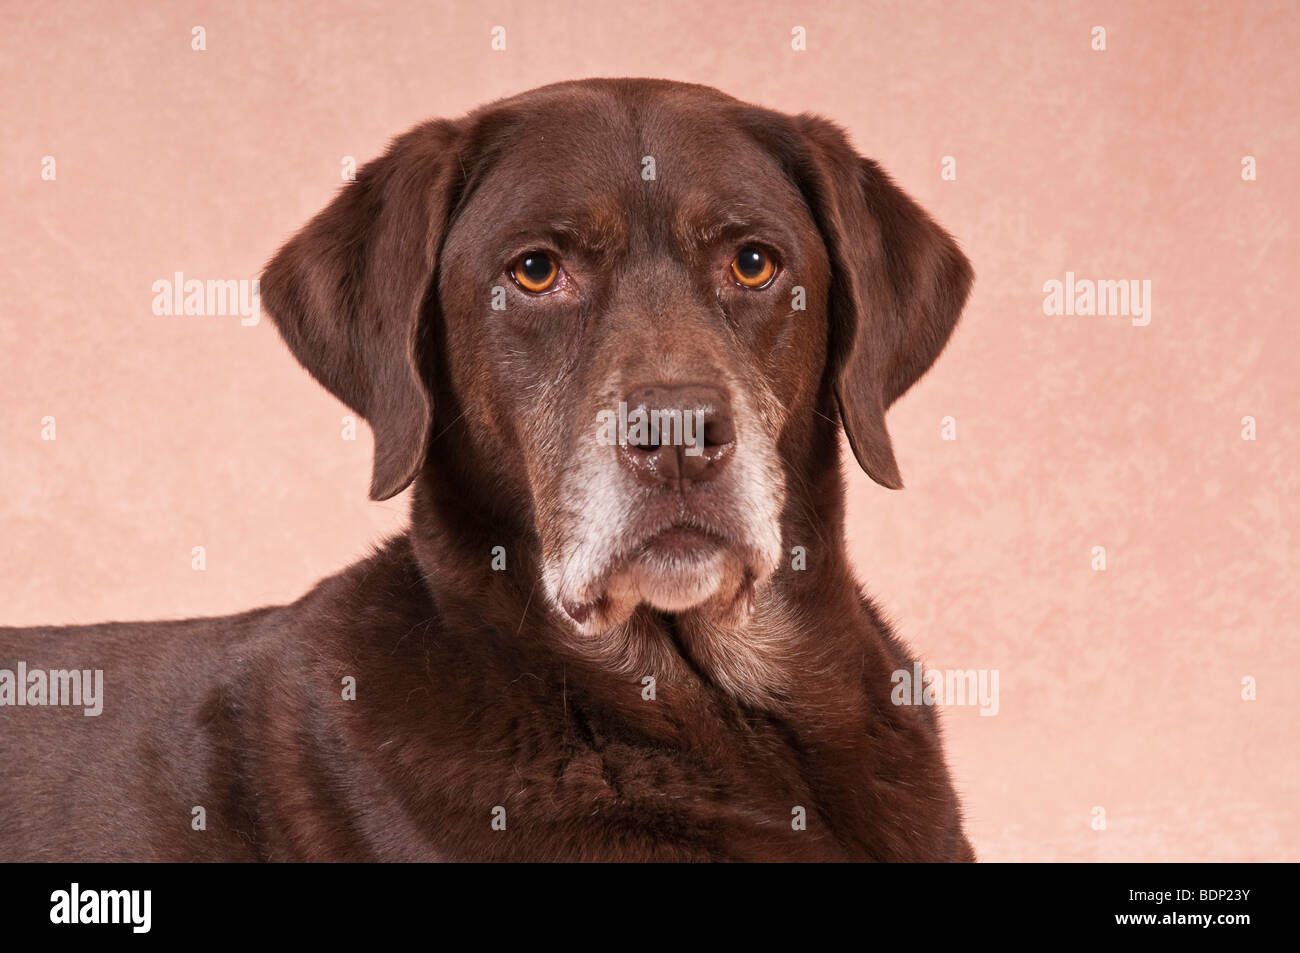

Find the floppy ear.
xmin=261 ymin=120 xmax=462 ymax=501
xmin=750 ymin=112 xmax=972 ymax=489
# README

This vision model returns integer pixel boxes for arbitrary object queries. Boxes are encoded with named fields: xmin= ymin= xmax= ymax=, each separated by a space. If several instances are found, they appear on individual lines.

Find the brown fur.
xmin=0 ymin=79 xmax=973 ymax=861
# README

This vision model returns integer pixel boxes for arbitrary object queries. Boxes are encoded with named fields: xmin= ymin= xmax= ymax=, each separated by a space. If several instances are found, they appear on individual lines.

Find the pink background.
xmin=2 ymin=1 xmax=1296 ymax=861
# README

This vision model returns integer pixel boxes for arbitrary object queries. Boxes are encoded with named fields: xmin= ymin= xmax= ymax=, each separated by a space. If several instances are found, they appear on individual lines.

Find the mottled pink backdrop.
xmin=1 ymin=0 xmax=1296 ymax=860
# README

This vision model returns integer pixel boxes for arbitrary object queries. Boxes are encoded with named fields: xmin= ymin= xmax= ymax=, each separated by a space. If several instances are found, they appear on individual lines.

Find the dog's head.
xmin=262 ymin=79 xmax=971 ymax=635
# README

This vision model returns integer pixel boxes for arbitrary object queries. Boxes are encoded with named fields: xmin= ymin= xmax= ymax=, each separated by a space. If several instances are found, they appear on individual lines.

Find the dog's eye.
xmin=511 ymin=252 xmax=560 ymax=294
xmin=730 ymin=246 xmax=777 ymax=289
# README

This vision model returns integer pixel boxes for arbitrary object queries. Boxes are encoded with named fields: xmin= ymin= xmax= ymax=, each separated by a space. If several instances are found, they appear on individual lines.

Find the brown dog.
xmin=1 ymin=79 xmax=973 ymax=861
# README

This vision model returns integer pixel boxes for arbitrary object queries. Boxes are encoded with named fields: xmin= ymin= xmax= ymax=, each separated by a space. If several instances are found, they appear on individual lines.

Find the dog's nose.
xmin=617 ymin=384 xmax=736 ymax=489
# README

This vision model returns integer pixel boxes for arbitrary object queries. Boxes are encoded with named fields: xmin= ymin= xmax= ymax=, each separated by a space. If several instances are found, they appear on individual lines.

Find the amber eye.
xmin=512 ymin=252 xmax=560 ymax=293
xmin=730 ymin=245 xmax=777 ymax=288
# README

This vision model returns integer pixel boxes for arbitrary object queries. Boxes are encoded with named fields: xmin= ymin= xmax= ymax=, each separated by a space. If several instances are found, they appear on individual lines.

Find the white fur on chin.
xmin=564 ymin=547 xmax=763 ymax=636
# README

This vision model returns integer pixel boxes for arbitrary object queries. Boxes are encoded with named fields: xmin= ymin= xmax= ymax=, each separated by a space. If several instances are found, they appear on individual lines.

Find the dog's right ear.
xmin=261 ymin=120 xmax=462 ymax=501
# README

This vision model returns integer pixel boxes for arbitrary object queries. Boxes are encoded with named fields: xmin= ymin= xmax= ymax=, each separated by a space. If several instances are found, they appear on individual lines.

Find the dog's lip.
xmin=561 ymin=593 xmax=608 ymax=626
xmin=637 ymin=521 xmax=726 ymax=553
xmin=621 ymin=515 xmax=730 ymax=571
xmin=622 ymin=510 xmax=736 ymax=565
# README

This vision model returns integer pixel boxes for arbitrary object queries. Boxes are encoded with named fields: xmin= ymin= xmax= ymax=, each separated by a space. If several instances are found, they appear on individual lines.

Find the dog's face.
xmin=435 ymin=85 xmax=830 ymax=632
xmin=262 ymin=79 xmax=971 ymax=635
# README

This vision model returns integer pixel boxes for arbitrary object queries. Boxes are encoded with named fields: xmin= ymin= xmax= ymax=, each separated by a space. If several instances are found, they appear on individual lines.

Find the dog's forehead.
xmin=464 ymin=82 xmax=802 ymax=236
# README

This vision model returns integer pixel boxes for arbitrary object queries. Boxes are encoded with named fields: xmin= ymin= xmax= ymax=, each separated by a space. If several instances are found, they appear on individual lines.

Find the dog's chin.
xmin=559 ymin=531 xmax=763 ymax=635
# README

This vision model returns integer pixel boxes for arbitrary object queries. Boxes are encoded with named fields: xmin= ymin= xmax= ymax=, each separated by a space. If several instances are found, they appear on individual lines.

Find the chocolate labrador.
xmin=0 ymin=78 xmax=974 ymax=861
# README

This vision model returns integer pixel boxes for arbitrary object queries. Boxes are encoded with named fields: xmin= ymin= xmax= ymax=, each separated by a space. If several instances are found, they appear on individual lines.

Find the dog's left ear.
xmin=745 ymin=111 xmax=973 ymax=489
xmin=261 ymin=120 xmax=463 ymax=501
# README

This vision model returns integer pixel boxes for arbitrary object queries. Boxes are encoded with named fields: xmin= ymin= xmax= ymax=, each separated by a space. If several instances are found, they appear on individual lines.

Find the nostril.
xmin=702 ymin=417 xmax=734 ymax=448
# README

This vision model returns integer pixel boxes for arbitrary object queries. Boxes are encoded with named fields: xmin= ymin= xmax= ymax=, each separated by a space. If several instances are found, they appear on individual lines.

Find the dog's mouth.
xmin=615 ymin=508 xmax=734 ymax=569
xmin=558 ymin=508 xmax=758 ymax=629
xmin=635 ymin=520 xmax=726 ymax=561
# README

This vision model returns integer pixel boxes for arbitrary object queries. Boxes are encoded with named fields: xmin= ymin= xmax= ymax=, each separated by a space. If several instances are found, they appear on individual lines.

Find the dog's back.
xmin=1 ymin=605 xmax=281 ymax=860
